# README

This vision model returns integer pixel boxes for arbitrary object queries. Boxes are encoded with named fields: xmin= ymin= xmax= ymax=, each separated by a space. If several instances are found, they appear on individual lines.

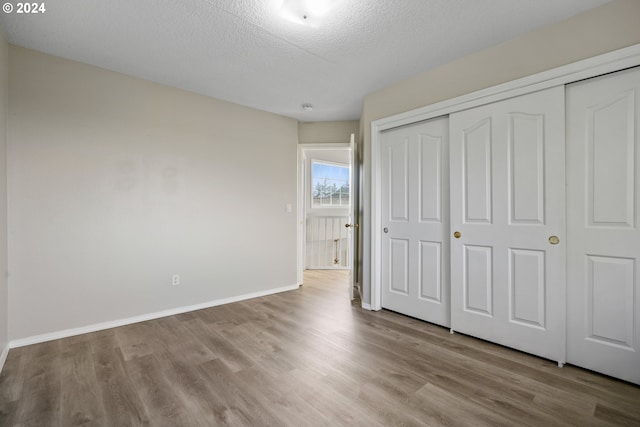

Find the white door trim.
xmin=348 ymin=133 xmax=357 ymax=299
xmin=297 ymin=143 xmax=351 ymax=285
xmin=370 ymin=43 xmax=640 ymax=311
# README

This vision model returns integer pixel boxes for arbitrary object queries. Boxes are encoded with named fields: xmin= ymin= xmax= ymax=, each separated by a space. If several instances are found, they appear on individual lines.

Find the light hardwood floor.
xmin=1 ymin=269 xmax=639 ymax=426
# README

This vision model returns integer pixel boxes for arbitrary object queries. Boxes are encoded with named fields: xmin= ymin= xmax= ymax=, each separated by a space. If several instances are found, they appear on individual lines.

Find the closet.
xmin=375 ymin=58 xmax=640 ymax=384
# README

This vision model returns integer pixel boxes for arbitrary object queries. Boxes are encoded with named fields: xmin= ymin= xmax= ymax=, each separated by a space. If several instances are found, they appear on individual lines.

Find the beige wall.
xmin=298 ymin=121 xmax=358 ymax=144
xmin=0 ymin=26 xmax=8 ymax=360
xmin=360 ymin=0 xmax=640 ymax=304
xmin=363 ymin=0 xmax=640 ymax=126
xmin=8 ymin=47 xmax=299 ymax=340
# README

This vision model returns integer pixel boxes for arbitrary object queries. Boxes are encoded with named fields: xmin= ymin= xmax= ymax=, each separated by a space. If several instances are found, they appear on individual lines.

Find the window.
xmin=311 ymin=160 xmax=350 ymax=207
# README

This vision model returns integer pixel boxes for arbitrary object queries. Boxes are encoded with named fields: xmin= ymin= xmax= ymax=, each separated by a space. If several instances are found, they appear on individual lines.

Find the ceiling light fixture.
xmin=277 ymin=0 xmax=336 ymax=27
xmin=302 ymin=103 xmax=313 ymax=111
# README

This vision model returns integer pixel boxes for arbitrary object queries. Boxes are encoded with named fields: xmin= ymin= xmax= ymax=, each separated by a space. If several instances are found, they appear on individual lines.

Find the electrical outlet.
xmin=172 ymin=274 xmax=180 ymax=286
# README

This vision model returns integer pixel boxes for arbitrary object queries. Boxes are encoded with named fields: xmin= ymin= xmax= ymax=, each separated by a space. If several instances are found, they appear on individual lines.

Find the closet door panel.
xmin=463 ymin=118 xmax=493 ymax=224
xmin=509 ymin=113 xmax=545 ymax=224
xmin=381 ymin=117 xmax=450 ymax=327
xmin=567 ymin=66 xmax=640 ymax=385
xmin=450 ymin=86 xmax=566 ymax=363
xmin=463 ymin=244 xmax=493 ymax=315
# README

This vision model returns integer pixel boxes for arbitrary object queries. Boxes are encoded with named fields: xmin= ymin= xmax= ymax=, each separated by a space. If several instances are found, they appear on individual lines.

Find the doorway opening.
xmin=298 ymin=139 xmax=356 ymax=299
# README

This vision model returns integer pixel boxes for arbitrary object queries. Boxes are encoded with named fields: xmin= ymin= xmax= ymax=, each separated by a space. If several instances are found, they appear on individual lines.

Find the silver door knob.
xmin=383 ymin=227 xmax=388 ymax=233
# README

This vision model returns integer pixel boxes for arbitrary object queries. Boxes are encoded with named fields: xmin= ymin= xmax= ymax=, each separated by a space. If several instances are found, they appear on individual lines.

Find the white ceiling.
xmin=0 ymin=0 xmax=610 ymax=121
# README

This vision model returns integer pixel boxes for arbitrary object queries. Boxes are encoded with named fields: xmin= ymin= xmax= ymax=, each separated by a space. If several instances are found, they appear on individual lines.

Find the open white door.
xmin=347 ymin=133 xmax=357 ymax=299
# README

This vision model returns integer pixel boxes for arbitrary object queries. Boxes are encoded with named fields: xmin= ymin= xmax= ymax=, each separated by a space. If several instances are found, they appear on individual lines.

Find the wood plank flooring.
xmin=1 ymin=269 xmax=639 ymax=426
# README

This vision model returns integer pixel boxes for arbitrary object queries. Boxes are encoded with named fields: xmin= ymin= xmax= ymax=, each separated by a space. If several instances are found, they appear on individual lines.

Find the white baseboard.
xmin=9 ymin=283 xmax=300 ymax=349
xmin=0 ymin=343 xmax=9 ymax=373
xmin=361 ymin=302 xmax=373 ymax=310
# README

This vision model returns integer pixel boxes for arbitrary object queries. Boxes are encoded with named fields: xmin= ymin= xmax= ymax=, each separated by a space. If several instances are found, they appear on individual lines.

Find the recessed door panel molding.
xmin=419 ymin=241 xmax=442 ymax=302
xmin=451 ymin=85 xmax=566 ymax=365
xmin=389 ymin=238 xmax=409 ymax=295
xmin=380 ymin=117 xmax=450 ymax=327
xmin=567 ymin=66 xmax=640 ymax=385
xmin=463 ymin=245 xmax=493 ymax=316
xmin=419 ymin=133 xmax=442 ymax=223
xmin=389 ymin=138 xmax=409 ymax=223
xmin=462 ymin=118 xmax=493 ymax=224
xmin=586 ymin=255 xmax=635 ymax=350
xmin=508 ymin=113 xmax=545 ymax=225
xmin=509 ymin=248 xmax=545 ymax=329
xmin=587 ymin=90 xmax=636 ymax=228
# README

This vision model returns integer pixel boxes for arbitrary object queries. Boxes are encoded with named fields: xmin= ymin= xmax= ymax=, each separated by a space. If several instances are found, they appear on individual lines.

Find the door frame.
xmin=297 ymin=143 xmax=352 ymax=285
xmin=369 ymin=43 xmax=640 ymax=311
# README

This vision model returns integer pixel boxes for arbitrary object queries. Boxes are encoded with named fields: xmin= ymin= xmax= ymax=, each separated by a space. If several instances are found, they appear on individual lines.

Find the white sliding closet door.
xmin=449 ymin=86 xmax=566 ymax=363
xmin=380 ymin=116 xmax=450 ymax=327
xmin=566 ymin=66 xmax=640 ymax=385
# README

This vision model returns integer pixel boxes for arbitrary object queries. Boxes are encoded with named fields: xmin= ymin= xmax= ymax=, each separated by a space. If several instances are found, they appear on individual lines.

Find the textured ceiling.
xmin=0 ymin=0 xmax=611 ymax=121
